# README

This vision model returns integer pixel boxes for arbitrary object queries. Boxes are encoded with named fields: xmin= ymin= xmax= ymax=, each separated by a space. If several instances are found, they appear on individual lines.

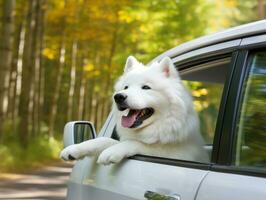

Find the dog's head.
xmin=113 ymin=56 xmax=186 ymax=134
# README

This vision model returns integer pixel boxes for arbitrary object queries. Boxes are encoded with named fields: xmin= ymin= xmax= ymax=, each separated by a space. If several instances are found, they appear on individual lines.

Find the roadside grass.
xmin=0 ymin=136 xmax=63 ymax=173
xmin=0 ymin=122 xmax=63 ymax=173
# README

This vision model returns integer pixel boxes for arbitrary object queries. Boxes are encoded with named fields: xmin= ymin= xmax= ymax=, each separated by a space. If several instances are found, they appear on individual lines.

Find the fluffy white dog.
xmin=60 ymin=56 xmax=209 ymax=165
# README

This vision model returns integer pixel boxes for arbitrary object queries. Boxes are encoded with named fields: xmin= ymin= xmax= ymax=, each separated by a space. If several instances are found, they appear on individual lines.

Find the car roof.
xmin=152 ymin=20 xmax=266 ymax=62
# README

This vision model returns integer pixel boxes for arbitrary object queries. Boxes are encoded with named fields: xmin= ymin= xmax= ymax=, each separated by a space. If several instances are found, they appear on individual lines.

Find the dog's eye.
xmin=142 ymin=85 xmax=151 ymax=90
xmin=124 ymin=86 xmax=128 ymax=90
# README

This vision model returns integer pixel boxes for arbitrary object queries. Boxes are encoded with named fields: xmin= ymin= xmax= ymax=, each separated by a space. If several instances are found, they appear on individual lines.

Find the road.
xmin=0 ymin=162 xmax=73 ymax=200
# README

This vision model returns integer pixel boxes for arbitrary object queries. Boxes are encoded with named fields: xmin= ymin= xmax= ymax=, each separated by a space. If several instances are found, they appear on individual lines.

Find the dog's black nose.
xmin=114 ymin=93 xmax=127 ymax=104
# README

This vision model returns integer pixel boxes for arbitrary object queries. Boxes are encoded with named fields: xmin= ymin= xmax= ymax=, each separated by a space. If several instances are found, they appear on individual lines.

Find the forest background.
xmin=0 ymin=0 xmax=265 ymax=172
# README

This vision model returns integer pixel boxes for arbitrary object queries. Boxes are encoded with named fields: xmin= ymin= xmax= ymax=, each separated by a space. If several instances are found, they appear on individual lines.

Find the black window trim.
xmin=211 ymin=51 xmax=238 ymax=164
xmin=130 ymin=155 xmax=211 ymax=171
xmin=216 ymin=49 xmax=249 ymax=165
xmin=212 ymin=47 xmax=266 ymax=178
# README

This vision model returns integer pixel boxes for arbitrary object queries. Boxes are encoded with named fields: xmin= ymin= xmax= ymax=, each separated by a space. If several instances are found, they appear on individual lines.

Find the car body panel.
xmin=240 ymin=34 xmax=266 ymax=46
xmin=68 ymin=157 xmax=209 ymax=200
xmin=172 ymin=39 xmax=241 ymax=64
xmin=67 ymin=182 xmax=137 ymax=200
xmin=196 ymin=171 xmax=266 ymax=200
xmin=67 ymin=115 xmax=210 ymax=200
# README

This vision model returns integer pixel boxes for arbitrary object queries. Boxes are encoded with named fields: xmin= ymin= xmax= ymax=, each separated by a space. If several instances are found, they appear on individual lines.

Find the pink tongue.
xmin=121 ymin=111 xmax=139 ymax=128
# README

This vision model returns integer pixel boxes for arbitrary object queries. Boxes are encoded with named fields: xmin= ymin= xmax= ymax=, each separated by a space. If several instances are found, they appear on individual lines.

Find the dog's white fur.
xmin=60 ymin=56 xmax=209 ymax=165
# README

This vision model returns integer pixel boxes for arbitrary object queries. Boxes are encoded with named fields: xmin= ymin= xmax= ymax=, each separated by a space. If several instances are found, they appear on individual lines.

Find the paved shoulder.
xmin=0 ymin=162 xmax=73 ymax=200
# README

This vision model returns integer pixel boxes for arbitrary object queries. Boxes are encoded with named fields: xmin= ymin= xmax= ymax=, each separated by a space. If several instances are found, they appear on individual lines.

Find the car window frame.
xmin=105 ymin=49 xmax=238 ymax=171
xmin=211 ymin=44 xmax=266 ymax=178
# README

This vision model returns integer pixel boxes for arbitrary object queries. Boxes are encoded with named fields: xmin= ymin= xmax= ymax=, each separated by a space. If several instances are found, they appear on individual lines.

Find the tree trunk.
xmin=101 ymin=22 xmax=118 ymax=125
xmin=27 ymin=0 xmax=41 ymax=137
xmin=48 ymin=41 xmax=65 ymax=138
xmin=7 ymin=20 xmax=23 ymax=125
xmin=87 ymin=52 xmax=99 ymax=122
xmin=83 ymin=81 xmax=89 ymax=120
xmin=258 ymin=0 xmax=265 ymax=19
xmin=18 ymin=0 xmax=37 ymax=147
xmin=67 ymin=41 xmax=78 ymax=121
xmin=0 ymin=0 xmax=16 ymax=141
xmin=13 ymin=20 xmax=26 ymax=133
xmin=32 ymin=0 xmax=45 ymax=136
xmin=78 ymin=59 xmax=86 ymax=120
xmin=87 ymin=76 xmax=95 ymax=121
xmin=93 ymin=93 xmax=99 ymax=131
xmin=48 ymin=0 xmax=68 ymax=138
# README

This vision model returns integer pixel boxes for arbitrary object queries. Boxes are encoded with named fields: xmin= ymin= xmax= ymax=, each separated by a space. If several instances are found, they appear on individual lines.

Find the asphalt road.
xmin=0 ymin=162 xmax=73 ymax=200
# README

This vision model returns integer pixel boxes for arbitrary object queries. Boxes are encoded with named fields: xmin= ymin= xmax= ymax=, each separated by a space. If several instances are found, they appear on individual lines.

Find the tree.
xmin=0 ymin=0 xmax=16 ymax=141
xmin=18 ymin=0 xmax=37 ymax=146
xmin=1 ymin=0 xmax=257 ymax=147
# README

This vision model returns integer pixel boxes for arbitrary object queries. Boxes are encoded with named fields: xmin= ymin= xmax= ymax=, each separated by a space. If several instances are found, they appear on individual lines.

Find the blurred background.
xmin=0 ymin=0 xmax=265 ymax=174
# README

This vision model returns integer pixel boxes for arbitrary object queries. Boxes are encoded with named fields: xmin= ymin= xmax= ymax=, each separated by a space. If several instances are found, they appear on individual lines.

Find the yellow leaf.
xmin=94 ymin=70 xmax=100 ymax=76
xmin=118 ymin=10 xmax=133 ymax=23
xmin=42 ymin=48 xmax=56 ymax=60
xmin=192 ymin=88 xmax=208 ymax=97
xmin=84 ymin=63 xmax=94 ymax=72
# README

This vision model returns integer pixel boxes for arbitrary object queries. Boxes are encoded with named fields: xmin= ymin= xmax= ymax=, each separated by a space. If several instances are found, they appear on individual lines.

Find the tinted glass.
xmin=74 ymin=123 xmax=94 ymax=144
xmin=234 ymin=52 xmax=266 ymax=168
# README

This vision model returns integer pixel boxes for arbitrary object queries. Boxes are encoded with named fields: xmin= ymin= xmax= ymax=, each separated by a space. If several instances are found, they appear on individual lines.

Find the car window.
xmin=234 ymin=51 xmax=266 ymax=169
xmin=111 ymin=57 xmax=231 ymax=163
xmin=181 ymin=58 xmax=229 ymax=145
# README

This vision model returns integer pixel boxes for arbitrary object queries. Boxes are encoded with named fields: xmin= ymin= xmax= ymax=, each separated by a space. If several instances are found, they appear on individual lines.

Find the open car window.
xmin=111 ymin=57 xmax=231 ymax=163
xmin=181 ymin=58 xmax=230 ymax=146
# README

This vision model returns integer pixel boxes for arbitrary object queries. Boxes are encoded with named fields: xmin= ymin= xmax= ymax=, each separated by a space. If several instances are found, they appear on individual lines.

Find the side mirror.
xmin=63 ymin=121 xmax=96 ymax=148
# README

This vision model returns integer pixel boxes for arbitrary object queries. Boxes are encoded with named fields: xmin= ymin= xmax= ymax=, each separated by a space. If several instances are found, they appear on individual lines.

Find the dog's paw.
xmin=60 ymin=145 xmax=83 ymax=161
xmin=97 ymin=149 xmax=125 ymax=165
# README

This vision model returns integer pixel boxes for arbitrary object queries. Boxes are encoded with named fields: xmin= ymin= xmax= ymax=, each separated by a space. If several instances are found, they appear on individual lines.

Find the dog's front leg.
xmin=97 ymin=140 xmax=147 ymax=165
xmin=60 ymin=137 xmax=119 ymax=161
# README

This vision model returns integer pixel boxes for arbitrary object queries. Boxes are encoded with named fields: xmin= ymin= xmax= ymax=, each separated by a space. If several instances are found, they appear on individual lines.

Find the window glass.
xmin=234 ymin=52 xmax=266 ymax=168
xmin=74 ymin=123 xmax=94 ymax=144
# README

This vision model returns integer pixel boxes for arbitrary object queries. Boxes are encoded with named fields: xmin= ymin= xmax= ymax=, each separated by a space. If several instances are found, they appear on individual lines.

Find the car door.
xmin=67 ymin=115 xmax=209 ymax=200
xmin=196 ymin=35 xmax=266 ymax=200
xmin=66 ymin=40 xmax=240 ymax=200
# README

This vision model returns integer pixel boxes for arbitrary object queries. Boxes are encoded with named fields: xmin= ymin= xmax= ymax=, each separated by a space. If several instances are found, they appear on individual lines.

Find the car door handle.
xmin=144 ymin=190 xmax=181 ymax=200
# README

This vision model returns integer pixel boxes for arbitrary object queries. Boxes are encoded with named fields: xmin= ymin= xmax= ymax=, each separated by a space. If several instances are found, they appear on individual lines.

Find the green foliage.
xmin=230 ymin=0 xmax=262 ymax=25
xmin=237 ymin=52 xmax=266 ymax=168
xmin=0 ymin=117 xmax=62 ymax=173
xmin=184 ymin=81 xmax=223 ymax=144
xmin=0 ymin=135 xmax=62 ymax=173
xmin=0 ymin=0 xmax=264 ymax=173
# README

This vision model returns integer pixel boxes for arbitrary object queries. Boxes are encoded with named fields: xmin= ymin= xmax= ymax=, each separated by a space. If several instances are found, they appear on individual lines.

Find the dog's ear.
xmin=159 ymin=57 xmax=179 ymax=78
xmin=124 ymin=56 xmax=139 ymax=73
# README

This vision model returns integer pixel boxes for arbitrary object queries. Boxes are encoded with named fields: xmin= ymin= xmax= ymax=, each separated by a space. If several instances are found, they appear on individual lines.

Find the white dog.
xmin=60 ymin=56 xmax=209 ymax=165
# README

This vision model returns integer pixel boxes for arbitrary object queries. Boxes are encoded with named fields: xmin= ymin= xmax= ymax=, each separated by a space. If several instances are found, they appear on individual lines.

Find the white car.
xmin=63 ymin=20 xmax=266 ymax=200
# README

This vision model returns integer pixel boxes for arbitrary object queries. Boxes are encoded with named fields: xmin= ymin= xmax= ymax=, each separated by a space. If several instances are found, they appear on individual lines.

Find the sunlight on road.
xmin=0 ymin=163 xmax=72 ymax=200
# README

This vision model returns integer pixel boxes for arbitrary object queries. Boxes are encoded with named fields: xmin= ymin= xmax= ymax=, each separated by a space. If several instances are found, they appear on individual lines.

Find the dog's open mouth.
xmin=121 ymin=108 xmax=154 ymax=128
